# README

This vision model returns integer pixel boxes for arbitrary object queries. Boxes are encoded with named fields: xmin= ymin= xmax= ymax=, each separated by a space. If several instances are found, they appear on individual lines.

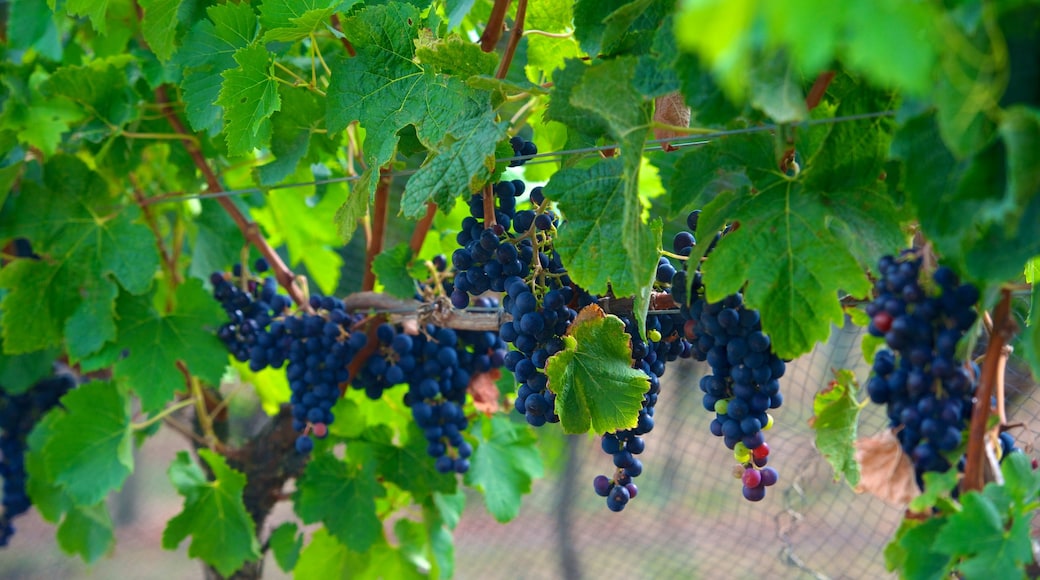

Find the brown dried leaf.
xmin=468 ymin=369 xmax=501 ymax=416
xmin=853 ymin=429 xmax=920 ymax=505
xmin=652 ymin=92 xmax=691 ymax=152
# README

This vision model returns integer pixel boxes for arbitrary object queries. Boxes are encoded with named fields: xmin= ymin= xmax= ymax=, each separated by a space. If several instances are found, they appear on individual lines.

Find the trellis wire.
xmin=140 ymin=110 xmax=896 ymax=207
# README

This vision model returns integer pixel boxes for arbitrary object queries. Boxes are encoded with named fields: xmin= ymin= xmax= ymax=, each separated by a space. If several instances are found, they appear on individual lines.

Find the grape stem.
xmin=962 ymin=288 xmax=1017 ymax=494
xmin=480 ymin=0 xmax=513 ymax=53
xmin=493 ymin=0 xmax=527 ymax=79
xmin=131 ymin=397 xmax=198 ymax=431
xmin=177 ymin=361 xmax=225 ymax=452
xmin=128 ymin=173 xmax=181 ymax=305
xmin=155 ymin=85 xmax=310 ymax=310
xmin=482 ymin=183 xmax=498 ymax=229
xmin=329 ymin=14 xmax=356 ymax=57
xmin=805 ymin=71 xmax=836 ymax=112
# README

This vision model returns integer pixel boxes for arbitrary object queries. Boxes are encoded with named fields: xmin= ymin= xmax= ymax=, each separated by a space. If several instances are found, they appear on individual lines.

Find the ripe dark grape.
xmin=1 ymin=374 xmax=76 ymax=546
xmin=676 ymin=210 xmax=786 ymax=501
xmin=864 ymin=252 xmax=983 ymax=486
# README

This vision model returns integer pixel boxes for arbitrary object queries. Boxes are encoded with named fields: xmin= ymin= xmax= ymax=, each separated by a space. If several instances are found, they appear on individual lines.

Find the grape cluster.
xmin=352 ymin=301 xmax=508 ymax=474
xmin=864 ymin=252 xmax=980 ymax=482
xmin=450 ymin=175 xmax=577 ymax=427
xmin=591 ymin=309 xmax=690 ymax=512
xmin=210 ymin=264 xmax=367 ymax=454
xmin=673 ymin=211 xmax=785 ymax=501
xmin=508 ymin=135 xmax=537 ymax=166
xmin=0 ymin=374 xmax=76 ymax=546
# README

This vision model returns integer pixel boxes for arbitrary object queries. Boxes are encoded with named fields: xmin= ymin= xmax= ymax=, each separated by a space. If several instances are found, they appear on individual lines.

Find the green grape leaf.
xmin=933 ymin=492 xmax=1033 ymax=579
xmin=162 ymin=449 xmax=261 ymax=576
xmin=7 ymin=0 xmax=60 ymax=55
xmin=260 ymin=0 xmax=350 ymax=41
xmin=41 ymin=56 xmax=136 ymax=127
xmin=892 ymin=112 xmax=1040 ymax=283
xmin=268 ymin=522 xmax=303 ymax=573
xmin=327 ymin=3 xmax=497 ymax=214
xmin=374 ymin=423 xmax=459 ymax=499
xmin=0 ymin=155 xmax=158 ymax=354
xmin=65 ymin=0 xmax=112 ymax=35
xmin=250 ymin=169 xmax=344 ymax=295
xmin=294 ymin=530 xmax=423 ymax=580
xmin=415 ymin=33 xmax=498 ymax=78
xmin=372 ymin=243 xmax=417 ymax=300
xmin=542 ymin=158 xmax=660 ymax=336
xmin=25 ymin=410 xmax=71 ymax=522
xmin=748 ymin=52 xmax=807 ymax=123
xmin=175 ymin=2 xmax=258 ymax=135
xmin=187 ymin=199 xmax=245 ymax=283
xmin=56 ymin=502 xmax=115 ymax=564
xmin=112 ymin=279 xmax=228 ymax=412
xmin=422 ymin=491 xmax=464 ymax=578
xmin=810 ymin=369 xmax=862 ymax=485
xmin=545 ymin=306 xmax=649 ymax=434
xmin=43 ymin=381 xmax=133 ymax=506
xmin=402 ymin=113 xmax=507 ymax=218
xmin=909 ymin=470 xmax=961 ymax=514
xmin=464 ymin=414 xmax=543 ymax=523
xmin=527 ymin=0 xmax=573 ymax=34
xmin=885 ymin=517 xmax=951 ymax=580
xmin=1000 ymin=452 xmax=1040 ymax=505
xmin=0 ymin=341 xmax=57 ymax=395
xmin=258 ymin=85 xmax=327 ymax=186
xmin=0 ymin=70 xmax=83 ymax=156
xmin=217 ymin=44 xmax=281 ymax=156
xmin=139 ymin=0 xmax=182 ymax=61
xmin=293 ymin=451 xmax=385 ymax=552
xmin=393 ymin=518 xmax=431 ymax=574
xmin=0 ymin=162 xmax=20 ymax=211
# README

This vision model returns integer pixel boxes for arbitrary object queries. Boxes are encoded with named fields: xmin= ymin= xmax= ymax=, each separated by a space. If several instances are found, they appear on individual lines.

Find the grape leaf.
xmin=41 ymin=56 xmax=137 ymax=128
xmin=422 ymin=492 xmax=464 ymax=579
xmin=293 ymin=451 xmax=385 ymax=552
xmin=175 ymin=2 xmax=258 ymax=135
xmin=250 ymin=168 xmax=344 ymax=295
xmin=258 ymin=85 xmax=327 ymax=186
xmin=328 ymin=3 xmax=499 ymax=220
xmin=7 ymin=0 xmax=59 ymax=55
xmin=373 ymin=423 xmax=459 ymax=499
xmin=112 ymin=279 xmax=228 ymax=412
xmin=809 ymin=369 xmax=862 ymax=485
xmin=217 ymin=44 xmax=281 ymax=156
xmin=545 ymin=305 xmax=649 ymax=434
xmin=65 ymin=0 xmax=111 ymax=35
xmin=162 ymin=449 xmax=261 ymax=577
xmin=885 ymin=517 xmax=951 ymax=580
xmin=464 ymin=414 xmax=543 ymax=523
xmin=139 ymin=0 xmax=182 ymax=61
xmin=0 ymin=70 xmax=83 ymax=156
xmin=56 ymin=502 xmax=115 ymax=564
xmin=1000 ymin=452 xmax=1040 ymax=506
xmin=372 ymin=243 xmax=417 ymax=300
xmin=0 ymin=338 xmax=57 ymax=395
xmin=0 ymin=155 xmax=158 ymax=355
xmin=43 ymin=381 xmax=133 ymax=506
xmin=294 ymin=530 xmax=423 ymax=580
xmin=187 ymin=199 xmax=245 ymax=283
xmin=25 ymin=410 xmax=71 ymax=522
xmin=748 ymin=52 xmax=807 ymax=123
xmin=543 ymin=159 xmax=658 ymax=305
xmin=268 ymin=522 xmax=302 ymax=573
xmin=933 ymin=491 xmax=1033 ymax=579
xmin=403 ymin=113 xmax=508 ymax=218
xmin=260 ymin=0 xmax=350 ymax=41
xmin=415 ymin=33 xmax=499 ymax=78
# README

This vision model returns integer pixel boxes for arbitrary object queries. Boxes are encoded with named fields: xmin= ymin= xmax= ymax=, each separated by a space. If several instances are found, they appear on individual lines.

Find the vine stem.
xmin=962 ymin=288 xmax=1017 ymax=494
xmin=410 ymin=202 xmax=437 ymax=255
xmin=482 ymin=183 xmax=497 ymax=230
xmin=494 ymin=0 xmax=527 ymax=79
xmin=128 ymin=174 xmax=181 ymax=303
xmin=176 ymin=361 xmax=225 ymax=452
xmin=131 ymin=398 xmax=198 ymax=431
xmin=805 ymin=71 xmax=836 ymax=111
xmin=329 ymin=14 xmax=356 ymax=57
xmin=362 ymin=169 xmax=392 ymax=292
xmin=154 ymin=85 xmax=309 ymax=309
xmin=480 ymin=0 xmax=513 ymax=52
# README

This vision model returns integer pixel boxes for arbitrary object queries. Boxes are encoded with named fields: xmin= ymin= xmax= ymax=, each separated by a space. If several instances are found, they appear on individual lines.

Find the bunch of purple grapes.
xmin=673 ymin=211 xmax=784 ymax=501
xmin=352 ymin=299 xmax=509 ymax=474
xmin=864 ymin=252 xmax=980 ymax=483
xmin=210 ymin=261 xmax=367 ymax=454
xmin=1 ymin=374 xmax=76 ymax=546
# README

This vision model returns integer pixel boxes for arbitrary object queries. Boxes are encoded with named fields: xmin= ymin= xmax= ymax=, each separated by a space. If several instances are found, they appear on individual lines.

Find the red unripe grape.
xmin=742 ymin=468 xmax=762 ymax=488
xmin=872 ymin=311 xmax=893 ymax=333
xmin=311 ymin=422 xmax=329 ymax=439
xmin=753 ymin=442 xmax=770 ymax=460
